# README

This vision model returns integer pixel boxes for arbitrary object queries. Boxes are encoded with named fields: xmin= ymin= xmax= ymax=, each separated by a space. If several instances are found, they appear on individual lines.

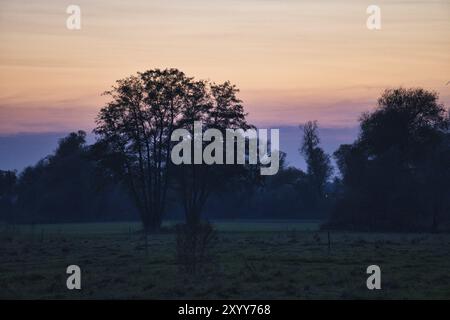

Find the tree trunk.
xmin=141 ymin=208 xmax=162 ymax=234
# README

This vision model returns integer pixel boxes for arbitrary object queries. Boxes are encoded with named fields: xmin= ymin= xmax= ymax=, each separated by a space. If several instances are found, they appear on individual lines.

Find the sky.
xmin=0 ymin=0 xmax=449 ymax=170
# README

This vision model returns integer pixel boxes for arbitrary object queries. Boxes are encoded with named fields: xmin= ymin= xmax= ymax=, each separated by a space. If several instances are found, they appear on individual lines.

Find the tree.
xmin=300 ymin=121 xmax=333 ymax=206
xmin=12 ymin=131 xmax=135 ymax=224
xmin=168 ymin=79 xmax=256 ymax=274
xmin=359 ymin=88 xmax=447 ymax=161
xmin=172 ymin=81 xmax=256 ymax=227
xmin=15 ymin=131 xmax=93 ymax=223
xmin=94 ymin=69 xmax=190 ymax=232
xmin=329 ymin=88 xmax=450 ymax=231
xmin=0 ymin=170 xmax=17 ymax=222
xmin=94 ymin=69 xmax=257 ymax=231
xmin=0 ymin=170 xmax=16 ymax=197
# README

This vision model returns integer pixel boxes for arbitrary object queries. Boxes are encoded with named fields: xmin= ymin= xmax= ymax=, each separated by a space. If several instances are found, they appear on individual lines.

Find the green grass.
xmin=1 ymin=220 xmax=449 ymax=299
xmin=3 ymin=219 xmax=321 ymax=234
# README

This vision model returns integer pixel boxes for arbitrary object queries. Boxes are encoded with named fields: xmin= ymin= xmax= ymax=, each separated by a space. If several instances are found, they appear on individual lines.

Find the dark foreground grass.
xmin=1 ymin=221 xmax=449 ymax=299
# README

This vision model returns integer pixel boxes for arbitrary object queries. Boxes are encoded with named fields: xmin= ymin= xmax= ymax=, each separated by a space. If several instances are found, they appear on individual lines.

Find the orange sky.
xmin=0 ymin=0 xmax=449 ymax=134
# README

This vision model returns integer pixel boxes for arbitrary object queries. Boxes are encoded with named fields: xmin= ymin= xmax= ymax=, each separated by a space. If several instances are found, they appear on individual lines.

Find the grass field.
xmin=1 ymin=220 xmax=450 ymax=299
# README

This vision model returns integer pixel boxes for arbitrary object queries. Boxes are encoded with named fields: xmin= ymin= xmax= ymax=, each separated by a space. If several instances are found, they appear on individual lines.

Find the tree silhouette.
xmin=300 ymin=121 xmax=333 ymax=208
xmin=94 ymin=69 xmax=190 ymax=232
xmin=10 ymin=131 xmax=135 ymax=224
xmin=0 ymin=170 xmax=17 ymax=222
xmin=94 ymin=69 xmax=256 ymax=231
xmin=172 ymin=80 xmax=255 ymax=227
xmin=329 ymin=88 xmax=450 ymax=231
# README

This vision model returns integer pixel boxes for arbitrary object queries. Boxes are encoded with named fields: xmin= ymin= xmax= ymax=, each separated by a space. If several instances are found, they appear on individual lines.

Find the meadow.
xmin=1 ymin=220 xmax=449 ymax=299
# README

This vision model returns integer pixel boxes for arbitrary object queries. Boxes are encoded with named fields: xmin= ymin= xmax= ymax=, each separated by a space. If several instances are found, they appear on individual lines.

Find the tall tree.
xmin=300 ymin=121 xmax=333 ymax=203
xmin=172 ymin=81 xmax=255 ymax=227
xmin=94 ymin=69 xmax=189 ymax=232
xmin=330 ymin=88 xmax=450 ymax=231
xmin=94 ymin=69 xmax=257 ymax=231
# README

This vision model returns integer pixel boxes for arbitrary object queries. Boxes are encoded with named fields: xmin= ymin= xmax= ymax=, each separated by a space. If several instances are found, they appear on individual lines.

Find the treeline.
xmin=0 ymin=131 xmax=138 ymax=224
xmin=0 ymin=69 xmax=449 ymax=232
xmin=0 ymin=133 xmax=333 ymax=224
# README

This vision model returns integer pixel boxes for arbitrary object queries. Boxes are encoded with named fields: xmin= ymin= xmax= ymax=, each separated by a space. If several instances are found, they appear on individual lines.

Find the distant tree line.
xmin=0 ymin=135 xmax=331 ymax=225
xmin=0 ymin=69 xmax=448 ymax=232
xmin=0 ymin=131 xmax=138 ymax=224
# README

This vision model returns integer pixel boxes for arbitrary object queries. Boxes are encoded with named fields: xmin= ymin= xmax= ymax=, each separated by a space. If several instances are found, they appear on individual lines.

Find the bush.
xmin=175 ymin=221 xmax=218 ymax=275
